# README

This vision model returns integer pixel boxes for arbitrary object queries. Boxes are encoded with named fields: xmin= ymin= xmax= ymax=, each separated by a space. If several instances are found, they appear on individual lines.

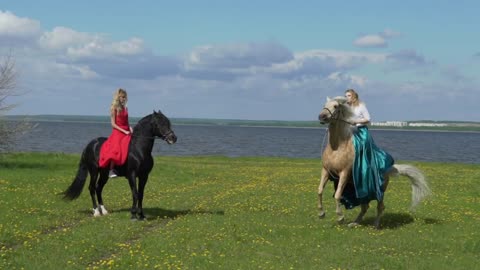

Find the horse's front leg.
xmin=334 ymin=171 xmax=349 ymax=223
xmin=318 ymin=167 xmax=329 ymax=218
xmin=137 ymin=174 xmax=149 ymax=220
xmin=96 ymin=171 xmax=109 ymax=216
xmin=127 ymin=170 xmax=139 ymax=220
xmin=88 ymin=169 xmax=101 ymax=217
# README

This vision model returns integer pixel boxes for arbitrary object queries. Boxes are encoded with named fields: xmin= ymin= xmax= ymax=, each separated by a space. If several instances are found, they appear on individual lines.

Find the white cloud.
xmin=353 ymin=34 xmax=387 ymax=48
xmin=39 ymin=26 xmax=94 ymax=50
xmin=328 ymin=72 xmax=368 ymax=87
xmin=353 ymin=29 xmax=402 ymax=48
xmin=380 ymin=29 xmax=401 ymax=38
xmin=295 ymin=50 xmax=385 ymax=68
xmin=39 ymin=27 xmax=146 ymax=59
xmin=0 ymin=10 xmax=41 ymax=37
xmin=186 ymin=42 xmax=293 ymax=69
xmin=385 ymin=49 xmax=433 ymax=71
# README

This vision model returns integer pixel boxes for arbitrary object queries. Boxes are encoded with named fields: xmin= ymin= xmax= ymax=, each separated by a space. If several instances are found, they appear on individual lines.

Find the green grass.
xmin=0 ymin=153 xmax=479 ymax=269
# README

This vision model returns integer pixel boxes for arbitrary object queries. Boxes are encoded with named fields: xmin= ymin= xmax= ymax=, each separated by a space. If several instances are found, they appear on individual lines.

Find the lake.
xmin=10 ymin=121 xmax=480 ymax=164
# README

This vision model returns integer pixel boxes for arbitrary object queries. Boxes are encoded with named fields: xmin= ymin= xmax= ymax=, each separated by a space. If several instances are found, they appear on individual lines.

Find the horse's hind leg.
xmin=88 ymin=169 xmax=101 ymax=217
xmin=372 ymin=174 xmax=390 ymax=229
xmin=137 ymin=174 xmax=149 ymax=220
xmin=127 ymin=171 xmax=139 ymax=220
xmin=348 ymin=203 xmax=369 ymax=228
xmin=374 ymin=201 xmax=385 ymax=229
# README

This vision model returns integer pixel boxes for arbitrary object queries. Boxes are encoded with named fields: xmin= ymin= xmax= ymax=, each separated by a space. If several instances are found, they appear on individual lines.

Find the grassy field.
xmin=0 ymin=153 xmax=478 ymax=269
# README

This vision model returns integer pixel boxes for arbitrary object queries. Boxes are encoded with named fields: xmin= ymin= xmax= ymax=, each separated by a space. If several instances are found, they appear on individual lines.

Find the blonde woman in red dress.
xmin=99 ymin=88 xmax=133 ymax=177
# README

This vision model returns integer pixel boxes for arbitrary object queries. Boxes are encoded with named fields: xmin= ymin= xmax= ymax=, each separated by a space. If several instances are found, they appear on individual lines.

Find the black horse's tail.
xmin=63 ymin=147 xmax=89 ymax=200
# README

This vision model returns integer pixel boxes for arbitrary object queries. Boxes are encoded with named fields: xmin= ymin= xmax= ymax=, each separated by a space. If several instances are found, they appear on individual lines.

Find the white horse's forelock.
xmin=333 ymin=96 xmax=347 ymax=104
xmin=322 ymin=96 xmax=353 ymax=125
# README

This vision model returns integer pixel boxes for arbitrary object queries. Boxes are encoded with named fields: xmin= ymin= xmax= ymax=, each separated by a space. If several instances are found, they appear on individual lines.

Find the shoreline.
xmin=5 ymin=115 xmax=480 ymax=132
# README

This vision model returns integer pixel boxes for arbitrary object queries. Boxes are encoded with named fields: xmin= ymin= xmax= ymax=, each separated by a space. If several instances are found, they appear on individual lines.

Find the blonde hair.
xmin=110 ymin=88 xmax=128 ymax=113
xmin=345 ymin=89 xmax=360 ymax=106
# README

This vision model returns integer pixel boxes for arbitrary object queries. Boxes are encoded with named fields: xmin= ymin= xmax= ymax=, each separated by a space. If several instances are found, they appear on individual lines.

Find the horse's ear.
xmin=153 ymin=110 xmax=158 ymax=115
xmin=326 ymin=96 xmax=331 ymax=102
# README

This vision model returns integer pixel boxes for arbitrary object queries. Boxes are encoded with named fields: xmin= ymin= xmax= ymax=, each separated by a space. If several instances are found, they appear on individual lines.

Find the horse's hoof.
xmin=337 ymin=217 xmax=345 ymax=224
xmin=348 ymin=222 xmax=360 ymax=228
xmin=100 ymin=205 xmax=109 ymax=215
xmin=318 ymin=212 xmax=326 ymax=219
xmin=93 ymin=208 xmax=101 ymax=217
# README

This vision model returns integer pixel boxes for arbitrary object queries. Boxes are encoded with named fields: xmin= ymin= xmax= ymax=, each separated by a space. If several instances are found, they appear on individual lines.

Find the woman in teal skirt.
xmin=341 ymin=89 xmax=394 ymax=208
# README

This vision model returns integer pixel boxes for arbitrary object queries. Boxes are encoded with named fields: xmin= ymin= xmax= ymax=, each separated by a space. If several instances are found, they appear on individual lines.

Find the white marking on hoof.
xmin=348 ymin=222 xmax=360 ymax=228
xmin=93 ymin=208 xmax=101 ymax=217
xmin=319 ymin=212 xmax=326 ymax=219
xmin=100 ymin=205 xmax=109 ymax=215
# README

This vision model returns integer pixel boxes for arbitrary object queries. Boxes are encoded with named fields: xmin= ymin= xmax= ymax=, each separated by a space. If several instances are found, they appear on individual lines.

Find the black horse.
xmin=62 ymin=110 xmax=177 ymax=220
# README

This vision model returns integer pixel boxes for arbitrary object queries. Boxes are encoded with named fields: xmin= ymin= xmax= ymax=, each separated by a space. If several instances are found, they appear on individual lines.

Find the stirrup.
xmin=109 ymin=170 xmax=117 ymax=178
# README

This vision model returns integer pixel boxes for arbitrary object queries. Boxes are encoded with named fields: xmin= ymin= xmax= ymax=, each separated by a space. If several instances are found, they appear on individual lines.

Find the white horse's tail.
xmin=390 ymin=164 xmax=431 ymax=209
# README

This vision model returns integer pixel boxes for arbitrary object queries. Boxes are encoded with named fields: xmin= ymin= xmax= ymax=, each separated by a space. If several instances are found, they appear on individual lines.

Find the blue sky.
xmin=1 ymin=1 xmax=479 ymax=121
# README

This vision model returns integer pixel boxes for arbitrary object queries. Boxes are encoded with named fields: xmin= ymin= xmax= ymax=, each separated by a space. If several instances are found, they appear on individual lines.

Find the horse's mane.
xmin=136 ymin=113 xmax=153 ymax=126
xmin=133 ymin=111 xmax=169 ymax=133
xmin=133 ymin=113 xmax=158 ymax=134
xmin=133 ymin=114 xmax=153 ymax=132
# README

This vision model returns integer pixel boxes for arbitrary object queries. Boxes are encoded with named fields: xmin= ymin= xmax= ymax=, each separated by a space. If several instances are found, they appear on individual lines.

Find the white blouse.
xmin=351 ymin=102 xmax=371 ymax=126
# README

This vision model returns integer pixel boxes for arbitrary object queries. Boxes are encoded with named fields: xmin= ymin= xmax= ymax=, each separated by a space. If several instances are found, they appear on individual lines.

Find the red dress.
xmin=99 ymin=108 xmax=132 ymax=168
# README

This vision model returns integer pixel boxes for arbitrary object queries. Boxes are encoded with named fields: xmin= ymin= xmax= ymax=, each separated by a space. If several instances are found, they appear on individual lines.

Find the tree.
xmin=0 ymin=52 xmax=30 ymax=152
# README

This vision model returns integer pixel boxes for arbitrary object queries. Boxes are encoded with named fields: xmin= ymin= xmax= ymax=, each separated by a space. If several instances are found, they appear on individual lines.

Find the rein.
xmin=131 ymin=130 xmax=173 ymax=141
xmin=131 ymin=134 xmax=157 ymax=140
xmin=320 ymin=105 xmax=354 ymax=163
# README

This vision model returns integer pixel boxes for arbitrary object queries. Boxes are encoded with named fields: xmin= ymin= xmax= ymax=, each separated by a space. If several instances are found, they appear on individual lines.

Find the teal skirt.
xmin=338 ymin=126 xmax=394 ymax=209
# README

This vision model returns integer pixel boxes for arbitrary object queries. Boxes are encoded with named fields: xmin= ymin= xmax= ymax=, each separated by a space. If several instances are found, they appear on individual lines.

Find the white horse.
xmin=317 ymin=96 xmax=431 ymax=229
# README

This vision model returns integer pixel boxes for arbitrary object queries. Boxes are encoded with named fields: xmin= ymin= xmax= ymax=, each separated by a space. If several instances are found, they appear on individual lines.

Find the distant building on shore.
xmin=408 ymin=122 xmax=447 ymax=127
xmin=371 ymin=121 xmax=448 ymax=127
xmin=371 ymin=121 xmax=408 ymax=127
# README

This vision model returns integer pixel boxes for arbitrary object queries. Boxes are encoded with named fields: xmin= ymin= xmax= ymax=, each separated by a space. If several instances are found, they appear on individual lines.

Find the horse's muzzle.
xmin=318 ymin=113 xmax=329 ymax=125
xmin=166 ymin=133 xmax=177 ymax=144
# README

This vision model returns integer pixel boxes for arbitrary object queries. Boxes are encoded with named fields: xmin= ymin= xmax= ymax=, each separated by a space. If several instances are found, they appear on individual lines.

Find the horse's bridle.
xmin=160 ymin=130 xmax=174 ymax=141
xmin=321 ymin=106 xmax=352 ymax=125
xmin=321 ymin=107 xmax=340 ymax=122
xmin=132 ymin=130 xmax=173 ymax=141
